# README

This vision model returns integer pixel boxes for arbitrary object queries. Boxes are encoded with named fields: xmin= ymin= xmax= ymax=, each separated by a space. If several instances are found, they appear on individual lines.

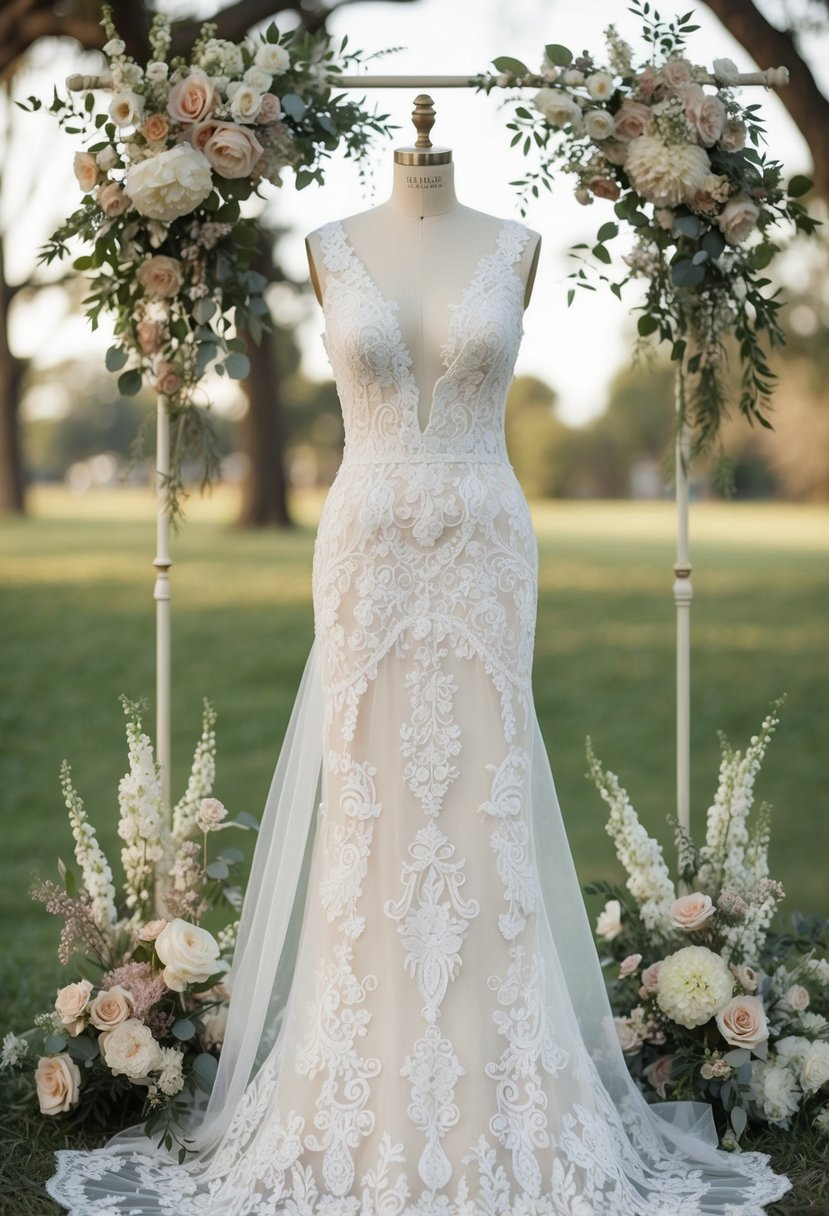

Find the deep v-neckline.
xmin=329 ymin=217 xmax=517 ymax=438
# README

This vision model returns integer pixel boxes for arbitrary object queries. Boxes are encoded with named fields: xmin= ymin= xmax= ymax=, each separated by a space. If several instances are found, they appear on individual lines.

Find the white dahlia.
xmin=124 ymin=144 xmax=214 ymax=222
xmin=656 ymin=945 xmax=734 ymax=1028
xmin=624 ymin=134 xmax=710 ymax=206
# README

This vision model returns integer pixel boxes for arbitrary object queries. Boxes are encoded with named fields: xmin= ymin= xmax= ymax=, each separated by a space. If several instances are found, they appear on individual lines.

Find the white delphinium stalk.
xmin=172 ymin=699 xmax=217 ymax=845
xmin=59 ymin=760 xmax=118 ymax=929
xmin=117 ymin=697 xmax=167 ymax=925
xmin=697 ymin=703 xmax=782 ymax=896
xmin=217 ymin=917 xmax=240 ymax=962
xmin=587 ymin=740 xmax=677 ymax=937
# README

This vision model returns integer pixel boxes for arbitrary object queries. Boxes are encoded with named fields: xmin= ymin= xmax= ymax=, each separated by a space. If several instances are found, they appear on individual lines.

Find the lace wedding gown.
xmin=45 ymin=216 xmax=792 ymax=1216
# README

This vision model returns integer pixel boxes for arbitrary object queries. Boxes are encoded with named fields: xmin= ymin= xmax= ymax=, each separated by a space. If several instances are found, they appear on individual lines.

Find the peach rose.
xmin=620 ymin=953 xmax=643 ymax=978
xmin=643 ymin=1054 xmax=674 ymax=1098
xmin=717 ymin=195 xmax=760 ymax=245
xmin=613 ymin=100 xmax=652 ymax=142
xmin=142 ymin=113 xmax=170 ymax=143
xmin=185 ymin=120 xmax=219 ymax=153
xmin=715 ymin=994 xmax=769 ymax=1050
xmin=73 ymin=151 xmax=99 ymax=193
xmin=136 ymin=319 xmax=166 ymax=355
xmin=155 ymin=361 xmax=183 ymax=395
xmin=35 ymin=1053 xmax=81 ymax=1115
xmin=167 ymin=68 xmax=216 ymax=124
xmin=54 ymin=979 xmax=93 ymax=1036
xmin=659 ymin=58 xmax=693 ymax=92
xmin=97 ymin=182 xmax=128 ymax=217
xmin=670 ymin=892 xmax=716 ymax=932
xmin=88 ymin=984 xmax=133 ymax=1031
xmin=139 ymin=917 xmax=168 ymax=941
xmin=684 ymin=84 xmax=726 ymax=147
xmin=137 ymin=255 xmax=183 ymax=299
xmin=595 ymin=899 xmax=623 ymax=941
xmin=587 ymin=176 xmax=620 ymax=201
xmin=640 ymin=960 xmax=662 ymax=995
xmin=719 ymin=119 xmax=746 ymax=152
xmin=257 ymin=92 xmax=282 ymax=123
xmin=782 ymin=984 xmax=810 ymax=1012
xmin=202 ymin=122 xmax=264 ymax=179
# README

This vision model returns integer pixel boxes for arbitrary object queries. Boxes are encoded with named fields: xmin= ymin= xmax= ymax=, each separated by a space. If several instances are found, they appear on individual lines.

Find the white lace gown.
xmin=45 ymin=217 xmax=792 ymax=1215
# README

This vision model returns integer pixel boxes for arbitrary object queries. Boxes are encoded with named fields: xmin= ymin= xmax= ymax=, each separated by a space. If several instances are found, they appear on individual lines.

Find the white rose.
xmin=717 ymin=195 xmax=760 ymax=245
xmin=255 ymin=44 xmax=291 ymax=75
xmin=562 ymin=68 xmax=585 ymax=86
xmin=196 ymin=797 xmax=229 ymax=832
xmin=715 ymin=994 xmax=769 ymax=1049
xmin=146 ymin=61 xmax=170 ymax=84
xmin=713 ymin=57 xmax=740 ymax=85
xmin=124 ymin=144 xmax=214 ymax=222
xmin=103 ymin=38 xmax=126 ymax=57
xmin=54 ymin=979 xmax=93 ymax=1036
xmin=35 ymin=1053 xmax=81 ymax=1115
xmin=782 ymin=984 xmax=810 ymax=1012
xmin=244 ymin=66 xmax=273 ymax=92
xmin=99 ymin=1018 xmax=163 ymax=1082
xmin=95 ymin=145 xmax=118 ymax=172
xmin=155 ymin=918 xmax=225 ymax=991
xmin=586 ymin=71 xmax=614 ymax=100
xmin=584 ymin=109 xmax=615 ymax=141
xmin=670 ymin=892 xmax=716 ymax=931
xmin=807 ymin=958 xmax=829 ymax=984
xmin=801 ymin=1042 xmax=829 ymax=1094
xmin=230 ymin=84 xmax=264 ymax=124
xmin=533 ymin=88 xmax=582 ymax=129
xmin=109 ymin=91 xmax=145 ymax=128
xmin=595 ymin=898 xmax=623 ymax=940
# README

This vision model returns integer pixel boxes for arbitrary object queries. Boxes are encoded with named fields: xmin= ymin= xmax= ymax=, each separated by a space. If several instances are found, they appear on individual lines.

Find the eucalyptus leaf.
xmin=788 ymin=174 xmax=813 ymax=198
xmin=66 ymin=1034 xmax=99 ymax=1062
xmin=233 ymin=811 xmax=260 ymax=831
xmin=724 ymin=1048 xmax=750 ymax=1067
xmin=596 ymin=222 xmax=619 ymax=242
xmin=105 ymin=345 xmax=128 ymax=372
xmin=492 ymin=56 xmax=530 ymax=77
xmin=730 ymin=1105 xmax=748 ymax=1136
xmin=701 ymin=229 xmax=725 ymax=259
xmin=192 ymin=1052 xmax=218 ymax=1093
xmin=218 ymin=847 xmax=245 ymax=865
xmin=224 ymin=352 xmax=251 ymax=380
xmin=544 ymin=44 xmax=573 ymax=67
xmin=206 ymin=860 xmax=230 ymax=880
xmin=118 ymin=368 xmax=143 ymax=397
xmin=672 ymin=214 xmax=702 ymax=238
xmin=637 ymin=314 xmax=659 ymax=336
xmin=172 ymin=1018 xmax=197 ymax=1041
xmin=280 ymin=93 xmax=308 ymax=121
xmin=44 ymin=1034 xmax=68 ymax=1054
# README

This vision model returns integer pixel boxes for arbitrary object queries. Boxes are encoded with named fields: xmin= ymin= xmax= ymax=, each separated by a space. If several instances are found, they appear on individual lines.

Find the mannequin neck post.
xmin=388 ymin=157 xmax=457 ymax=217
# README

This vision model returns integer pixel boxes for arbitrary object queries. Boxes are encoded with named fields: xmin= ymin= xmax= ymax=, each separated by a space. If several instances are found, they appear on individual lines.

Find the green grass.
xmin=1 ymin=488 xmax=827 ymax=1213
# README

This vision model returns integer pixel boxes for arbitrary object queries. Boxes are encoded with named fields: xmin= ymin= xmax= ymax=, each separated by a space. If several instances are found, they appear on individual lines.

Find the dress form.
xmin=305 ymin=98 xmax=542 ymax=433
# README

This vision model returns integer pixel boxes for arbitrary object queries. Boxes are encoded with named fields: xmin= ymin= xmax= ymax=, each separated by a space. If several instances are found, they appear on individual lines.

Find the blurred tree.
xmin=505 ymin=374 xmax=572 ymax=498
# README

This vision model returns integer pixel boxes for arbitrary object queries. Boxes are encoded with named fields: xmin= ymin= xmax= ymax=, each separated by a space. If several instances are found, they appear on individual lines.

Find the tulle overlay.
xmin=45 ymin=217 xmax=791 ymax=1214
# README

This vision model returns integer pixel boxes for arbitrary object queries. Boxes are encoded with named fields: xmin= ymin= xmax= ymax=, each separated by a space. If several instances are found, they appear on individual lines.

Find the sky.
xmin=7 ymin=0 xmax=824 ymax=426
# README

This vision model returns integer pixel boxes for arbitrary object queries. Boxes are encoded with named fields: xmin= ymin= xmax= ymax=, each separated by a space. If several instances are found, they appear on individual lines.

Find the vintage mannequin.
xmin=305 ymin=95 xmax=542 ymax=432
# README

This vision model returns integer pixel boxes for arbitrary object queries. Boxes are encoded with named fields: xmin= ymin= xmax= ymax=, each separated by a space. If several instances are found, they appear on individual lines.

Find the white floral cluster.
xmin=59 ymin=760 xmax=118 ymax=929
xmin=117 ymin=703 xmax=168 ymax=924
xmin=0 ymin=1032 xmax=29 ymax=1069
xmin=172 ymin=699 xmax=218 ymax=844
xmin=217 ymin=917 xmax=240 ymax=961
xmin=750 ymin=1035 xmax=829 ymax=1125
xmin=587 ymin=740 xmax=677 ymax=937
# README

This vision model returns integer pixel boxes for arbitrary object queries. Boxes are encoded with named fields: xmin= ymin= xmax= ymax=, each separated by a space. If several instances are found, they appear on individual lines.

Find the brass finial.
xmin=412 ymin=94 xmax=436 ymax=148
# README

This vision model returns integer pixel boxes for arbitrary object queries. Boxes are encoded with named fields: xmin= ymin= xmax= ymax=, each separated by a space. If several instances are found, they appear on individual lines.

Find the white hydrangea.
xmin=0 ymin=1032 xmax=28 ymax=1069
xmin=656 ymin=945 xmax=734 ymax=1028
xmin=750 ymin=1058 xmax=802 ymax=1123
xmin=587 ymin=742 xmax=677 ymax=937
xmin=800 ymin=1041 xmax=829 ymax=1094
xmin=199 ymin=38 xmax=244 ymax=76
xmin=799 ymin=1011 xmax=829 ymax=1034
xmin=172 ymin=700 xmax=218 ymax=844
xmin=60 ymin=760 xmax=117 ymax=928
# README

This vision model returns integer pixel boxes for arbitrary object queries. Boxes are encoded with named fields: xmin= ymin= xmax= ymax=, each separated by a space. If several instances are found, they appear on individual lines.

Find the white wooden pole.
xmin=673 ymin=369 xmax=693 ymax=847
xmin=153 ymin=394 xmax=172 ymax=821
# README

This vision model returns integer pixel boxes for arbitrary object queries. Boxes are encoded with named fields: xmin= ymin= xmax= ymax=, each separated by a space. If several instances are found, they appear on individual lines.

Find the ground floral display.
xmin=0 ymin=697 xmax=254 ymax=1160
xmin=18 ymin=3 xmax=393 ymax=520
xmin=476 ymin=1 xmax=821 ymax=474
xmin=584 ymin=700 xmax=829 ymax=1147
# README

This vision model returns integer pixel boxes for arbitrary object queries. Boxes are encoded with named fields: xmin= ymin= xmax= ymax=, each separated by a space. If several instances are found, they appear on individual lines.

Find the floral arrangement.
xmin=0 ymin=696 xmax=254 ymax=1158
xmin=18 ymin=4 xmax=393 ymax=520
xmin=476 ymin=1 xmax=820 ymax=467
xmin=584 ymin=700 xmax=829 ymax=1144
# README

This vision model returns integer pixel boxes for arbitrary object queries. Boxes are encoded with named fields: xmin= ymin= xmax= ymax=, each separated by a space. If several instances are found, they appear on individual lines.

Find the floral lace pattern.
xmin=45 ymin=214 xmax=792 ymax=1214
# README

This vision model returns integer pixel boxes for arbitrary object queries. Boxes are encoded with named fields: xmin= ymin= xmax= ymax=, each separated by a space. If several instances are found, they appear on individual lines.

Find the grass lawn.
xmin=1 ymin=486 xmax=827 ymax=1213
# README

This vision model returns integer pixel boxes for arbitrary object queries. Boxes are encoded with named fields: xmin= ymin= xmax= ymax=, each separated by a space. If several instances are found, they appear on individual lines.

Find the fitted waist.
xmin=339 ymin=450 xmax=509 ymax=466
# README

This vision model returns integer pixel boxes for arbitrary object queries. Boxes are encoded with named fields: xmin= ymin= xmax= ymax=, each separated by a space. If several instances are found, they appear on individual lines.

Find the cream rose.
xmin=230 ymin=84 xmax=264 ymax=124
xmin=731 ymin=962 xmax=759 ymax=992
xmin=196 ymin=797 xmax=229 ymax=832
xmin=99 ymin=1018 xmax=163 ymax=1082
xmin=109 ymin=91 xmax=144 ymax=128
xmin=73 ymin=152 xmax=99 ymax=193
xmin=141 ymin=112 xmax=170 ymax=143
xmin=532 ymin=89 xmax=582 ymax=129
xmin=586 ymin=71 xmax=614 ymax=101
xmin=659 ymin=58 xmax=693 ymax=92
xmin=137 ymin=255 xmax=183 ymax=299
xmin=595 ymin=898 xmax=623 ymax=940
xmin=782 ymin=983 xmax=811 ymax=1012
xmin=254 ymin=43 xmax=291 ymax=75
xmin=584 ymin=110 xmax=615 ymax=141
xmin=124 ymin=144 xmax=214 ymax=222
xmin=244 ymin=66 xmax=273 ymax=93
xmin=54 ymin=979 xmax=93 ymax=1036
xmin=88 ymin=984 xmax=133 ymax=1031
xmin=35 ymin=1053 xmax=81 ymax=1115
xmin=684 ymin=85 xmax=726 ymax=147
xmin=715 ymin=994 xmax=769 ymax=1049
xmin=202 ymin=122 xmax=264 ymax=179
xmin=167 ymin=68 xmax=216 ymax=124
xmin=155 ymin=918 xmax=224 ymax=991
xmin=670 ymin=892 xmax=716 ymax=932
xmin=613 ymin=101 xmax=652 ymax=142
xmin=97 ymin=182 xmax=128 ymax=217
xmin=718 ymin=195 xmax=760 ymax=245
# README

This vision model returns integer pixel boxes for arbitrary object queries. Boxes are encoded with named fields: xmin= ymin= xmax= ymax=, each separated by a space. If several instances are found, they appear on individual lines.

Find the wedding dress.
xmin=45 ymin=215 xmax=792 ymax=1216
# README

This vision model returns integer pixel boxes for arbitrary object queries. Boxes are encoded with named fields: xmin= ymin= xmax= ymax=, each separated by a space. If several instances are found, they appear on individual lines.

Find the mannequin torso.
xmin=306 ymin=160 xmax=542 ymax=432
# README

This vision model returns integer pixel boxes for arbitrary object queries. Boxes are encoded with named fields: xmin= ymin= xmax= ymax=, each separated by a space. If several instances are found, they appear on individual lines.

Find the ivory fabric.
xmin=45 ymin=216 xmax=792 ymax=1215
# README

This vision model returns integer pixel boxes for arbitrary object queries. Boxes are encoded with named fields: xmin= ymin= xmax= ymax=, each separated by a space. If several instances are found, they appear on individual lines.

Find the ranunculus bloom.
xmin=99 ymin=1018 xmax=163 ymax=1082
xmin=684 ymin=84 xmax=726 ymax=147
xmin=257 ymin=92 xmax=283 ymax=124
xmin=54 ymin=979 xmax=93 ymax=1036
xmin=801 ymin=1041 xmax=829 ymax=1093
xmin=619 ymin=953 xmax=643 ymax=978
xmin=136 ymin=319 xmax=166 ymax=355
xmin=88 ymin=984 xmax=133 ymax=1031
xmin=73 ymin=152 xmax=99 ymax=193
xmin=715 ymin=994 xmax=769 ymax=1049
xmin=141 ymin=113 xmax=170 ymax=143
xmin=137 ymin=255 xmax=183 ymax=299
xmin=167 ymin=68 xmax=216 ymax=124
xmin=595 ymin=898 xmax=623 ymax=940
xmin=670 ymin=892 xmax=716 ymax=931
xmin=155 ymin=361 xmax=183 ymax=396
xmin=139 ymin=916 xmax=168 ymax=941
xmin=155 ymin=918 xmax=224 ymax=991
xmin=587 ymin=176 xmax=620 ymax=201
xmin=35 ymin=1053 xmax=81 ymax=1115
xmin=202 ymin=122 xmax=264 ymax=179
xmin=97 ymin=182 xmax=128 ymax=217
xmin=124 ymin=144 xmax=214 ymax=222
xmin=613 ymin=100 xmax=652 ymax=142
xmin=717 ymin=195 xmax=760 ymax=245
xmin=643 ymin=1054 xmax=674 ymax=1098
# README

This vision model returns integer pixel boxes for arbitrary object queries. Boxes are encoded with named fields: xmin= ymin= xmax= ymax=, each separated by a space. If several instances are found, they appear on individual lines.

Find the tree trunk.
xmin=703 ymin=0 xmax=829 ymax=199
xmin=237 ymin=239 xmax=292 ymax=528
xmin=0 ymin=223 xmax=25 ymax=514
